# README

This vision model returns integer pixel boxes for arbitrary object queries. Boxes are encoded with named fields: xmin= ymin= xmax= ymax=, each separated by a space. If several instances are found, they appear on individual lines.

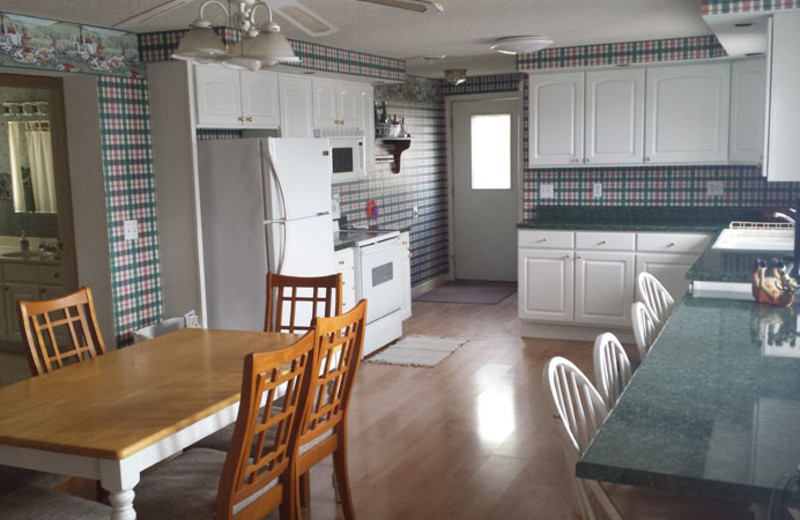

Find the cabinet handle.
xmin=238 ymin=116 xmax=244 ymax=122
xmin=247 ymin=116 xmax=253 ymax=122
xmin=538 ymin=237 xmax=547 ymax=243
xmin=564 ymin=254 xmax=571 ymax=260
xmin=645 ymin=156 xmax=651 ymax=162
xmin=576 ymin=254 xmax=582 ymax=259
xmin=338 ymin=260 xmax=345 ymax=266
xmin=574 ymin=157 xmax=581 ymax=163
xmin=584 ymin=158 xmax=591 ymax=164
xmin=668 ymin=242 xmax=676 ymax=247
xmin=598 ymin=240 xmax=607 ymax=246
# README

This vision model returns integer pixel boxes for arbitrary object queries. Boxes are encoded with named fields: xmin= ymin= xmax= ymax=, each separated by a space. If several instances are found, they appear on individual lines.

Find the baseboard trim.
xmin=411 ymin=274 xmax=450 ymax=298
xmin=520 ymin=321 xmax=634 ymax=343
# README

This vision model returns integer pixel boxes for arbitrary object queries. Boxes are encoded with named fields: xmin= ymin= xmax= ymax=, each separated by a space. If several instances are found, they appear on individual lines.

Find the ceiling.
xmin=0 ymin=0 xmax=713 ymax=78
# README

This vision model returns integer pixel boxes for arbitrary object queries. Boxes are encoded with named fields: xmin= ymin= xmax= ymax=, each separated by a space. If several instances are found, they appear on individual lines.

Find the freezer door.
xmin=266 ymin=215 xmax=335 ymax=276
xmin=262 ymin=138 xmax=333 ymax=221
xmin=198 ymin=139 xmax=268 ymax=331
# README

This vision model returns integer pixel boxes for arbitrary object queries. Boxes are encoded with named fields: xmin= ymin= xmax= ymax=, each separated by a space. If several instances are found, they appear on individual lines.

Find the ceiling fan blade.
xmin=268 ymin=0 xmax=338 ymax=36
xmin=419 ymin=0 xmax=445 ymax=12
xmin=112 ymin=0 xmax=198 ymax=29
xmin=357 ymin=0 xmax=428 ymax=13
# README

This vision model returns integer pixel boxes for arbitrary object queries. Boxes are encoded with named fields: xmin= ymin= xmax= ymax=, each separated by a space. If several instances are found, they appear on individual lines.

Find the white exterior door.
xmin=585 ymin=68 xmax=645 ymax=165
xmin=240 ymin=70 xmax=280 ymax=128
xmin=528 ymin=72 xmax=584 ymax=166
xmin=194 ymin=65 xmax=241 ymax=128
xmin=452 ymin=96 xmax=521 ymax=281
xmin=279 ymin=75 xmax=314 ymax=138
xmin=645 ymin=62 xmax=730 ymax=163
xmin=518 ymin=248 xmax=574 ymax=322
xmin=574 ymin=251 xmax=634 ymax=327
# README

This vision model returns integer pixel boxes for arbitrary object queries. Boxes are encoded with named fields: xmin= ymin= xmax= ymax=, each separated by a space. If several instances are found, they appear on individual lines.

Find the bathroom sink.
xmin=2 ymin=251 xmax=58 ymax=260
xmin=712 ymin=227 xmax=794 ymax=252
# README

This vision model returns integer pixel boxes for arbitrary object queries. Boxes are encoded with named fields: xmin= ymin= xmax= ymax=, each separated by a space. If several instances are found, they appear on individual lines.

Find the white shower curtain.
xmin=24 ymin=121 xmax=56 ymax=213
xmin=8 ymin=121 xmax=56 ymax=213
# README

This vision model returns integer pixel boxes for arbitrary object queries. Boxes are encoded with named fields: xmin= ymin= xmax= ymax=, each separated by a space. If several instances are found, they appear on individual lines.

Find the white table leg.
xmin=100 ymin=459 xmax=140 ymax=520
xmin=108 ymin=490 xmax=136 ymax=520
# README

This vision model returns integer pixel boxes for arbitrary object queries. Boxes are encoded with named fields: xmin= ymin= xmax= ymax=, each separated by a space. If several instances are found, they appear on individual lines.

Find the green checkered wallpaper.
xmin=97 ymin=76 xmax=163 ymax=346
xmin=702 ymin=0 xmax=800 ymax=14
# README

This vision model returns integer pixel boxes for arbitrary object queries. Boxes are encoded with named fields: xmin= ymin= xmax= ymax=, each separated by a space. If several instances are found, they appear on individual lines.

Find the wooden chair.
xmin=543 ymin=356 xmax=622 ymax=520
xmin=636 ymin=272 xmax=675 ymax=327
xmin=17 ymin=287 xmax=106 ymax=376
xmin=295 ymin=299 xmax=367 ymax=520
xmin=592 ymin=333 xmax=632 ymax=409
xmin=266 ymin=272 xmax=343 ymax=333
xmin=631 ymin=301 xmax=659 ymax=360
xmin=132 ymin=330 xmax=317 ymax=520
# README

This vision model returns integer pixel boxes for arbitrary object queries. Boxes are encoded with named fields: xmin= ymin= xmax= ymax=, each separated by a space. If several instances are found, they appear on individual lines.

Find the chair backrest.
xmin=17 ymin=287 xmax=106 ymax=376
xmin=543 ymin=356 xmax=608 ymax=455
xmin=265 ymin=272 xmax=343 ymax=334
xmin=298 ymin=299 xmax=366 ymax=448
xmin=636 ymin=272 xmax=675 ymax=325
xmin=631 ymin=301 xmax=659 ymax=359
xmin=592 ymin=333 xmax=632 ymax=409
xmin=216 ymin=331 xmax=316 ymax=519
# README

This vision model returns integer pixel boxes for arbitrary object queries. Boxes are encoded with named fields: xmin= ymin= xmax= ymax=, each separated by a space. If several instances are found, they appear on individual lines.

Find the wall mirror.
xmin=0 ymin=74 xmax=63 ymax=238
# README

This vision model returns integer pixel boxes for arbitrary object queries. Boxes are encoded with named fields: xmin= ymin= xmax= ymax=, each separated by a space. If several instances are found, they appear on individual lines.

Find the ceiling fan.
xmin=356 ymin=0 xmax=445 ymax=13
xmin=113 ymin=0 xmax=338 ymax=37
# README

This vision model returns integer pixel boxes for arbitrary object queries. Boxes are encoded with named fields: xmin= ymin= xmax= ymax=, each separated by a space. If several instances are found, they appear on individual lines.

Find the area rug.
xmin=367 ymin=335 xmax=468 ymax=367
xmin=413 ymin=281 xmax=516 ymax=305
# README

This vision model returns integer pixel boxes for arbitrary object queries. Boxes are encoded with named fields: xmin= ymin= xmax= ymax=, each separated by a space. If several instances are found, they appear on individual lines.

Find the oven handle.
xmin=360 ymin=237 xmax=401 ymax=256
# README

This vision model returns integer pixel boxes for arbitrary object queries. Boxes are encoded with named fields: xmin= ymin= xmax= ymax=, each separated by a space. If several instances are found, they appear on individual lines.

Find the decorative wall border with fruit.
xmin=0 ymin=12 xmax=145 ymax=79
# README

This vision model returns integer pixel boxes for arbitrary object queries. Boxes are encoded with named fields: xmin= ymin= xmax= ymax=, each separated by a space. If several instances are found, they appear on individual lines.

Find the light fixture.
xmin=490 ymin=36 xmax=553 ymax=55
xmin=444 ymin=69 xmax=467 ymax=87
xmin=173 ymin=0 xmax=299 ymax=70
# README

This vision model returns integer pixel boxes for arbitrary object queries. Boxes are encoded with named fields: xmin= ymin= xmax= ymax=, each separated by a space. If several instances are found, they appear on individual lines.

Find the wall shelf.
xmin=376 ymin=138 xmax=411 ymax=173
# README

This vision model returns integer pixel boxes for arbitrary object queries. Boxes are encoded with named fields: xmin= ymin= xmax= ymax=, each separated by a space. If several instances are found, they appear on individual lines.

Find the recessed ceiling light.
xmin=491 ymin=36 xmax=553 ymax=55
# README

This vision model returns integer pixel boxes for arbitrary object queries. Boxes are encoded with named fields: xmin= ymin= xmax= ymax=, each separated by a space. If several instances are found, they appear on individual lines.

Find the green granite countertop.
xmin=577 ymin=295 xmax=800 ymax=505
xmin=686 ymin=230 xmax=795 ymax=283
xmin=518 ymin=206 xmax=781 ymax=232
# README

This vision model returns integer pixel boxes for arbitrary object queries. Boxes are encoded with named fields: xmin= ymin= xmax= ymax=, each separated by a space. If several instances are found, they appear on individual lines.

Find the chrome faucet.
xmin=773 ymin=212 xmax=796 ymax=225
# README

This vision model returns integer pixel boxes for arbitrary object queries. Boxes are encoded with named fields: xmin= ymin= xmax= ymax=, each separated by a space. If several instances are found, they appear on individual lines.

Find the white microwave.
xmin=315 ymin=128 xmax=366 ymax=183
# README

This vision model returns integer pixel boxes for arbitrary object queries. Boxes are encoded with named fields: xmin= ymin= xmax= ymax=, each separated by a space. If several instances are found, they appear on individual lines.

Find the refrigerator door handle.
xmin=265 ymin=220 xmax=287 ymax=274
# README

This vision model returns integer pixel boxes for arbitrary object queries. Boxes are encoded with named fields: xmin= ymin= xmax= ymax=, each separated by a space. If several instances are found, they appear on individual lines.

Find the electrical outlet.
xmin=540 ymin=183 xmax=555 ymax=199
xmin=124 ymin=219 xmax=139 ymax=241
xmin=707 ymin=180 xmax=724 ymax=197
xmin=593 ymin=183 xmax=603 ymax=199
xmin=412 ymin=205 xmax=419 ymax=219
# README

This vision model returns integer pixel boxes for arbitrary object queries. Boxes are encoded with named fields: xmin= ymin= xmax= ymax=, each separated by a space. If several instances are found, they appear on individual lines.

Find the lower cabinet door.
xmin=5 ymin=283 xmax=39 ymax=343
xmin=518 ymin=248 xmax=574 ymax=322
xmin=635 ymin=253 xmax=698 ymax=303
xmin=574 ymin=251 xmax=634 ymax=327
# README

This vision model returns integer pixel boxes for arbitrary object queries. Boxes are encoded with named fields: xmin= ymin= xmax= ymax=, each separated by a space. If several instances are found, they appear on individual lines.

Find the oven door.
xmin=358 ymin=237 xmax=402 ymax=323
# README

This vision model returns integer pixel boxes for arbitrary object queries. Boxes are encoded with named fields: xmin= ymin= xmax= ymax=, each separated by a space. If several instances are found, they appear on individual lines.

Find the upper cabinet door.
xmin=357 ymin=83 xmax=375 ymax=172
xmin=645 ymin=62 xmax=731 ymax=164
xmin=194 ymin=65 xmax=242 ymax=128
xmin=729 ymin=58 xmax=766 ymax=164
xmin=240 ymin=71 xmax=280 ymax=128
xmin=336 ymin=82 xmax=361 ymax=127
xmin=528 ymin=72 xmax=584 ymax=167
xmin=312 ymin=78 xmax=338 ymax=128
xmin=585 ymin=68 xmax=645 ymax=165
xmin=279 ymin=75 xmax=314 ymax=138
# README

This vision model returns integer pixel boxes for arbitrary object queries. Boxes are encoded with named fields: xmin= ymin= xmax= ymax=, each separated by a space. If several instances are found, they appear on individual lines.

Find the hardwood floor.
xmin=274 ymin=294 xmax=752 ymax=520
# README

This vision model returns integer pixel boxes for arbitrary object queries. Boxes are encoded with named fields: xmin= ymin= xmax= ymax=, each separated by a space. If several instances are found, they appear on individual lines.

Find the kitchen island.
xmin=577 ymin=236 xmax=800 ymax=507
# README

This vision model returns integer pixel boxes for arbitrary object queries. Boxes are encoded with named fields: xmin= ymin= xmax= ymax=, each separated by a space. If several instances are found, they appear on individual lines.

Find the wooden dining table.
xmin=0 ymin=327 xmax=300 ymax=520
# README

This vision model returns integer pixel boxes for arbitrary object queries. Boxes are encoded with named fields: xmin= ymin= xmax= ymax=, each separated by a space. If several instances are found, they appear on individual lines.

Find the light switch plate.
xmin=124 ymin=220 xmax=139 ymax=241
xmin=593 ymin=183 xmax=603 ymax=199
xmin=540 ymin=183 xmax=555 ymax=199
xmin=707 ymin=180 xmax=724 ymax=197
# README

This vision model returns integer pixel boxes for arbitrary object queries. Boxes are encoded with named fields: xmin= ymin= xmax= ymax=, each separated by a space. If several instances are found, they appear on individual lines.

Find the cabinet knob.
xmin=668 ymin=242 xmax=676 ymax=247
xmin=584 ymin=158 xmax=591 ymax=164
xmin=564 ymin=254 xmax=571 ymax=260
xmin=598 ymin=240 xmax=607 ymax=246
xmin=574 ymin=157 xmax=581 ymax=163
xmin=645 ymin=156 xmax=651 ymax=162
xmin=408 ymin=252 xmax=413 ymax=259
xmin=246 ymin=116 xmax=253 ymax=122
xmin=538 ymin=237 xmax=547 ymax=243
xmin=238 ymin=116 xmax=244 ymax=122
xmin=576 ymin=254 xmax=582 ymax=260
xmin=338 ymin=260 xmax=345 ymax=266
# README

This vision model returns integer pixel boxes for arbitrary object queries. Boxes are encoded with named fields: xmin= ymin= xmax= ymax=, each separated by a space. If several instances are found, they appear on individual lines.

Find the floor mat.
xmin=367 ymin=335 xmax=468 ymax=367
xmin=413 ymin=281 xmax=516 ymax=305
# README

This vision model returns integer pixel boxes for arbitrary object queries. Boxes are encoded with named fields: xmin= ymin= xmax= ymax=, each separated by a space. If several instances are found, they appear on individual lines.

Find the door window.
xmin=470 ymin=113 xmax=511 ymax=190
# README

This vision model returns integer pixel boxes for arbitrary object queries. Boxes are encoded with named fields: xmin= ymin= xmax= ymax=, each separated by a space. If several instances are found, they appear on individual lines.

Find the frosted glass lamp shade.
xmin=250 ymin=30 xmax=301 ymax=69
xmin=172 ymin=22 xmax=227 ymax=60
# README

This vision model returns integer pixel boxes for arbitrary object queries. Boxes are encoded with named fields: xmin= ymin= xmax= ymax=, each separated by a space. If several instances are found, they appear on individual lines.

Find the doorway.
xmin=449 ymin=95 xmax=521 ymax=281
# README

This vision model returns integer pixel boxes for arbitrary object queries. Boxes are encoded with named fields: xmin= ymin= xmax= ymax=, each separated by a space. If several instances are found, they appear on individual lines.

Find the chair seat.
xmin=0 ymin=465 xmax=69 ymax=497
xmin=135 ymin=448 xmax=280 ymax=519
xmin=0 ymin=485 xmax=111 ymax=519
xmin=192 ymin=422 xmax=333 ymax=455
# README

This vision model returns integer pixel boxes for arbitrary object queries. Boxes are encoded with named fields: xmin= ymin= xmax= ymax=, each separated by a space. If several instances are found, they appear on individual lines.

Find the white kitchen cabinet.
xmin=518 ymin=246 xmax=574 ymax=322
xmin=399 ymin=231 xmax=411 ymax=321
xmin=278 ymin=74 xmax=314 ymax=138
xmin=312 ymin=78 xmax=363 ymax=129
xmin=194 ymin=65 xmax=280 ymax=129
xmin=729 ymin=58 xmax=767 ymax=164
xmin=334 ymin=247 xmax=355 ymax=312
xmin=645 ymin=62 xmax=730 ymax=164
xmin=575 ymin=251 xmax=635 ymax=327
xmin=764 ymin=11 xmax=800 ymax=181
xmin=635 ymin=232 xmax=712 ymax=302
xmin=357 ymin=82 xmax=376 ymax=173
xmin=528 ymin=72 xmax=584 ymax=166
xmin=584 ymin=68 xmax=645 ymax=165
xmin=0 ymin=262 xmax=66 ymax=347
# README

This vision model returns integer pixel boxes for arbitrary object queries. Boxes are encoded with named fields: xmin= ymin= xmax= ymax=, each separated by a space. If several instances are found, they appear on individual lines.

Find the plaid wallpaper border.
xmin=518 ymin=36 xmax=726 ymax=70
xmin=702 ymin=0 xmax=800 ymax=14
xmin=97 ymin=76 xmax=163 ymax=347
xmin=443 ymin=73 xmax=524 ymax=96
xmin=138 ymin=30 xmax=405 ymax=81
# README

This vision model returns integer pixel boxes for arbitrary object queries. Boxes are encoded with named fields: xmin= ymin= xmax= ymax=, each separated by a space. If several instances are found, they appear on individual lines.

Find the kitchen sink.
xmin=711 ymin=227 xmax=794 ymax=252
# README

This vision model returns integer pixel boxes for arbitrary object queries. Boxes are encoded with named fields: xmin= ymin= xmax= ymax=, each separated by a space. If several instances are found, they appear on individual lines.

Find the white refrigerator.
xmin=197 ymin=137 xmax=334 ymax=331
